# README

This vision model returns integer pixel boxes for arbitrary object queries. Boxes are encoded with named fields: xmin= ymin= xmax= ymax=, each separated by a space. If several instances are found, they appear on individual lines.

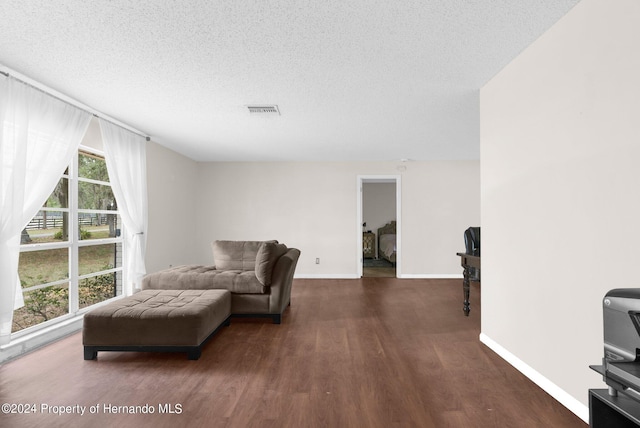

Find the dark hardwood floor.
xmin=362 ymin=266 xmax=396 ymax=277
xmin=0 ymin=278 xmax=586 ymax=427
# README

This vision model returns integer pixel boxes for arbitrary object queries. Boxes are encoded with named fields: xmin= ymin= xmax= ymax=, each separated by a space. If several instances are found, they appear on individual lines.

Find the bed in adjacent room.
xmin=377 ymin=221 xmax=396 ymax=265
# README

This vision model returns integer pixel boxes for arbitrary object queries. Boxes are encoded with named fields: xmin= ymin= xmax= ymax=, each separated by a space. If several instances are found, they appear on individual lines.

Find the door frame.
xmin=357 ymin=175 xmax=402 ymax=278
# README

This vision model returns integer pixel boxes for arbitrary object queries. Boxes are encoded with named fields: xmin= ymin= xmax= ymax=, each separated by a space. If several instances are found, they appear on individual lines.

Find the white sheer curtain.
xmin=100 ymin=119 xmax=148 ymax=296
xmin=0 ymin=77 xmax=91 ymax=345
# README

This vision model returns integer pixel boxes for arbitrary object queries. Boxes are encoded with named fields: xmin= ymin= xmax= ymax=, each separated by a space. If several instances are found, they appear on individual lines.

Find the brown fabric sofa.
xmin=142 ymin=240 xmax=300 ymax=324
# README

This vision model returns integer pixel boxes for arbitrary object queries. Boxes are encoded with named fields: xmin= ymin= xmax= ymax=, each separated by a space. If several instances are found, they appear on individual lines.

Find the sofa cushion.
xmin=142 ymin=265 xmax=266 ymax=294
xmin=255 ymin=242 xmax=288 ymax=286
xmin=212 ymin=240 xmax=277 ymax=271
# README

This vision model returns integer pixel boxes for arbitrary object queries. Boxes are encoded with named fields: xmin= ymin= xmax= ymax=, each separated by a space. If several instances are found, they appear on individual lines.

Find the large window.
xmin=13 ymin=147 xmax=123 ymax=334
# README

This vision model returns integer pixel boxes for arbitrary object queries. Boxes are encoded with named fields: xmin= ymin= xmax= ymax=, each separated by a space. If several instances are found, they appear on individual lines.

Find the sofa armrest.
xmin=268 ymin=248 xmax=300 ymax=313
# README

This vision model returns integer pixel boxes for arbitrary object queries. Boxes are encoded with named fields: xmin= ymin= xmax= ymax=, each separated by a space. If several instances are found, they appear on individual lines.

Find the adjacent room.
xmin=1 ymin=0 xmax=638 ymax=426
xmin=361 ymin=179 xmax=398 ymax=278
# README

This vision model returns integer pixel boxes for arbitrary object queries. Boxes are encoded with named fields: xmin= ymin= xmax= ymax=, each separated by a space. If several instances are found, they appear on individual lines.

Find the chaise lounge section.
xmin=83 ymin=289 xmax=231 ymax=360
xmin=142 ymin=240 xmax=300 ymax=324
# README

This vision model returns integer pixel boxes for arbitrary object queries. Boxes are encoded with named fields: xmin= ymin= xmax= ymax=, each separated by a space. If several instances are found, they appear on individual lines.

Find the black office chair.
xmin=464 ymin=227 xmax=480 ymax=256
xmin=464 ymin=227 xmax=480 ymax=280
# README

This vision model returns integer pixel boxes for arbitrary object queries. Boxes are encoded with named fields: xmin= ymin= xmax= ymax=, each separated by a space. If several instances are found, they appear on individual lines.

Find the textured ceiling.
xmin=0 ymin=0 xmax=581 ymax=161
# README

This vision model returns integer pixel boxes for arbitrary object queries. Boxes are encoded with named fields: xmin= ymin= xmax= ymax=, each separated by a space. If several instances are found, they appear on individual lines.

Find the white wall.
xmin=145 ymin=142 xmax=199 ymax=273
xmin=401 ymin=161 xmax=480 ymax=276
xmin=480 ymin=0 xmax=640 ymax=420
xmin=193 ymin=160 xmax=479 ymax=277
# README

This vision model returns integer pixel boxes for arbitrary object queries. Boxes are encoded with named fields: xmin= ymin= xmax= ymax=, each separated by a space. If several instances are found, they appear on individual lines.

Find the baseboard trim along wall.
xmin=398 ymin=274 xmax=463 ymax=279
xmin=294 ymin=274 xmax=360 ymax=279
xmin=479 ymin=333 xmax=589 ymax=423
xmin=294 ymin=274 xmax=463 ymax=279
xmin=0 ymin=316 xmax=83 ymax=364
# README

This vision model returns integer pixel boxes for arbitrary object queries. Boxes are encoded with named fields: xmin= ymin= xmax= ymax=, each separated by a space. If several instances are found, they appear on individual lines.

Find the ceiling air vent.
xmin=247 ymin=105 xmax=280 ymax=115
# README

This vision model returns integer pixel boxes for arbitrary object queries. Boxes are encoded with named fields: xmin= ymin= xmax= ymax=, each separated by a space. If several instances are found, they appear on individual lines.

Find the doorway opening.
xmin=357 ymin=175 xmax=401 ymax=278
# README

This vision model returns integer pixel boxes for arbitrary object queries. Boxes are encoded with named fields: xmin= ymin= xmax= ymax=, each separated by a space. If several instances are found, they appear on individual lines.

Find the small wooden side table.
xmin=363 ymin=232 xmax=375 ymax=259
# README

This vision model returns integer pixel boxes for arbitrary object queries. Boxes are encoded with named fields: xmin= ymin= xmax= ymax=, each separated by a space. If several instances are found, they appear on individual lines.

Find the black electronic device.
xmin=592 ymin=289 xmax=640 ymax=400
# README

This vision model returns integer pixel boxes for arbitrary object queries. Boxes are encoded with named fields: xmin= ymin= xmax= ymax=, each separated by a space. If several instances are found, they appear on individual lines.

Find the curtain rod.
xmin=0 ymin=70 xmax=151 ymax=141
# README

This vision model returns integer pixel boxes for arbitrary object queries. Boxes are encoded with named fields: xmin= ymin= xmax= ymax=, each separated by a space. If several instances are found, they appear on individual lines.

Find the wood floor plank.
xmin=0 ymin=278 xmax=585 ymax=427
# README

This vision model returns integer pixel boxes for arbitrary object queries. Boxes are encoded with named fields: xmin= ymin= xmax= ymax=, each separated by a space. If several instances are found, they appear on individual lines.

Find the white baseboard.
xmin=398 ymin=274 xmax=463 ymax=279
xmin=295 ymin=274 xmax=463 ymax=279
xmin=0 ymin=316 xmax=83 ymax=364
xmin=294 ymin=274 xmax=360 ymax=279
xmin=479 ymin=333 xmax=589 ymax=423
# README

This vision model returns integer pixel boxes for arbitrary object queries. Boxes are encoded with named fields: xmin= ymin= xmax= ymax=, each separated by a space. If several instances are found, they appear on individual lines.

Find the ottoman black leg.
xmin=187 ymin=348 xmax=201 ymax=360
xmin=84 ymin=347 xmax=97 ymax=360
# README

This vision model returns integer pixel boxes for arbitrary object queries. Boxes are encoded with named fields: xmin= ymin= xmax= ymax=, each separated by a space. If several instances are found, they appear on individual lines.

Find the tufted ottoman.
xmin=83 ymin=289 xmax=231 ymax=360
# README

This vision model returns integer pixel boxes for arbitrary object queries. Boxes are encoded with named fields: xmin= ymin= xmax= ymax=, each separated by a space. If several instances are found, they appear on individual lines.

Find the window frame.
xmin=13 ymin=145 xmax=124 ymax=338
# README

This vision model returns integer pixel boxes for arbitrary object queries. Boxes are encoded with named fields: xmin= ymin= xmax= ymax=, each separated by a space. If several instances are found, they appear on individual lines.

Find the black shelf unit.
xmin=590 ymin=389 xmax=640 ymax=427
